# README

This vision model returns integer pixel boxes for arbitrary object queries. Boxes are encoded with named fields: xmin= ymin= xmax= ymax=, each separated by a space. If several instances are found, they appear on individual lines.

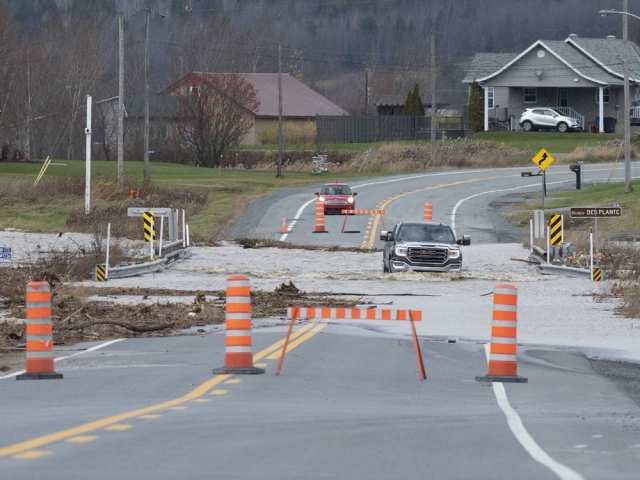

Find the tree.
xmin=468 ymin=82 xmax=484 ymax=132
xmin=176 ymin=74 xmax=259 ymax=167
xmin=403 ymin=84 xmax=425 ymax=116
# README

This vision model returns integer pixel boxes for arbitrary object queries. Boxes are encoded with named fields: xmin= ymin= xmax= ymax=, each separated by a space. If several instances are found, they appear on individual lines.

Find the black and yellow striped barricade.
xmin=143 ymin=211 xmax=156 ymax=242
xmin=548 ymin=213 xmax=563 ymax=246
xmin=95 ymin=264 xmax=107 ymax=282
xmin=592 ymin=267 xmax=603 ymax=282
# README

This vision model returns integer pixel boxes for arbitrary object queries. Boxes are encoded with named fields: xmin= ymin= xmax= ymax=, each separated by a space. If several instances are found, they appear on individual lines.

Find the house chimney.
xmin=568 ymin=33 xmax=579 ymax=38
xmin=606 ymin=35 xmax=617 ymax=40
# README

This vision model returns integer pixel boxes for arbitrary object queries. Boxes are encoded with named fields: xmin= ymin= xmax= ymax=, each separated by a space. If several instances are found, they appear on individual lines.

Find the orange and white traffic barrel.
xmin=423 ymin=202 xmax=433 ymax=222
xmin=16 ymin=281 xmax=63 ymax=380
xmin=213 ymin=275 xmax=265 ymax=375
xmin=313 ymin=199 xmax=328 ymax=233
xmin=476 ymin=284 xmax=527 ymax=383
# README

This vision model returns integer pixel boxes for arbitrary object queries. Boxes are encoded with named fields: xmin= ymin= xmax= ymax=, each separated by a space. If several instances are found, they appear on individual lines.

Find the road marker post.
xmin=280 ymin=217 xmax=288 ymax=235
xmin=529 ymin=218 xmax=534 ymax=254
xmin=549 ymin=214 xmax=563 ymax=246
xmin=105 ymin=222 xmax=111 ymax=279
xmin=546 ymin=226 xmax=550 ymax=264
xmin=158 ymin=216 xmax=164 ymax=257
xmin=143 ymin=211 xmax=155 ymax=260
xmin=476 ymin=284 xmax=527 ymax=384
xmin=276 ymin=307 xmax=300 ymax=376
xmin=213 ymin=275 xmax=265 ymax=375
xmin=313 ymin=199 xmax=328 ymax=233
xmin=423 ymin=202 xmax=433 ymax=222
xmin=17 ymin=282 xmax=63 ymax=380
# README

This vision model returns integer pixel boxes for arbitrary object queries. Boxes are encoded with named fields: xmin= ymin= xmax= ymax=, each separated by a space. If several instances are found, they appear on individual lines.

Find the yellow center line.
xmin=104 ymin=424 xmax=132 ymax=432
xmin=361 ymin=176 xmax=502 ymax=250
xmin=209 ymin=389 xmax=228 ymax=396
xmin=0 ymin=320 xmax=324 ymax=458
xmin=66 ymin=436 xmax=97 ymax=444
xmin=266 ymin=322 xmax=327 ymax=360
xmin=12 ymin=450 xmax=52 ymax=460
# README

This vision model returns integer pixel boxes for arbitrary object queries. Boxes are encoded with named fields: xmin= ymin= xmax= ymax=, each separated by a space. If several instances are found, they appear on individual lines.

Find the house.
xmin=463 ymin=35 xmax=640 ymax=133
xmin=162 ymin=72 xmax=348 ymax=144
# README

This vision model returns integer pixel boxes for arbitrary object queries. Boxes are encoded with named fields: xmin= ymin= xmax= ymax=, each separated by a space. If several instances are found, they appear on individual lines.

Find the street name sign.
xmin=127 ymin=207 xmax=172 ymax=217
xmin=570 ymin=207 xmax=622 ymax=218
xmin=531 ymin=148 xmax=555 ymax=171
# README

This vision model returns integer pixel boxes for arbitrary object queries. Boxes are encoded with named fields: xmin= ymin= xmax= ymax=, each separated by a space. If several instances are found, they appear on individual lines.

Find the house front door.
xmin=558 ymin=88 xmax=569 ymax=107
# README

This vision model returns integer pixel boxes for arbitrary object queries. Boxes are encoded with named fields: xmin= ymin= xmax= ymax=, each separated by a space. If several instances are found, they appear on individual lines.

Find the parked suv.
xmin=380 ymin=222 xmax=470 ymax=273
xmin=519 ymin=108 xmax=580 ymax=133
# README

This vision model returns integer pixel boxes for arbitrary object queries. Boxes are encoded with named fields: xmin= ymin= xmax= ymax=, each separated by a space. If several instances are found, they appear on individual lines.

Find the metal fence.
xmin=316 ymin=115 xmax=466 ymax=144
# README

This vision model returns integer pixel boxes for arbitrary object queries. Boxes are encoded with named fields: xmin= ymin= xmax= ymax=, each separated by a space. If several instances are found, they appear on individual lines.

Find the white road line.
xmin=0 ymin=338 xmax=125 ymax=380
xmin=483 ymin=345 xmax=585 ymax=480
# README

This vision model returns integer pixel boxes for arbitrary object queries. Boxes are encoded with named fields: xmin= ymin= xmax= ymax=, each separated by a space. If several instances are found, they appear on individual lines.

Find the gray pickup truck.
xmin=380 ymin=222 xmax=470 ymax=273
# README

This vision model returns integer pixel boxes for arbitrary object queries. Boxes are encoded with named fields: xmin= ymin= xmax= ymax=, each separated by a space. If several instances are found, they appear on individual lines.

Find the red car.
xmin=316 ymin=183 xmax=357 ymax=214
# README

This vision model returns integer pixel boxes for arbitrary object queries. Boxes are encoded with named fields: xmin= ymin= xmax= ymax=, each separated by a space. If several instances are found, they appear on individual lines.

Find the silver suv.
xmin=519 ymin=108 xmax=580 ymax=133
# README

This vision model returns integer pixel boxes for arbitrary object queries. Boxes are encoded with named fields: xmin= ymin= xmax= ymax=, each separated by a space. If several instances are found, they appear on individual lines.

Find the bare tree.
xmin=175 ymin=74 xmax=259 ymax=167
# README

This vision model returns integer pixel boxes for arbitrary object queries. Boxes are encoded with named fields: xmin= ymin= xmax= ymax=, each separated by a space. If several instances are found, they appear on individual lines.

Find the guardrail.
xmin=101 ymin=246 xmax=190 ymax=280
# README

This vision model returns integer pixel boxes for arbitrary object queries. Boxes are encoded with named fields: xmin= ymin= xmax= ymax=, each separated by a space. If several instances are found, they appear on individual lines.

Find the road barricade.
xmin=423 ymin=202 xmax=433 ymax=222
xmin=213 ymin=275 xmax=265 ymax=375
xmin=17 ymin=281 xmax=63 ymax=380
xmin=339 ymin=209 xmax=385 ymax=234
xmin=313 ymin=199 xmax=328 ymax=233
xmin=276 ymin=306 xmax=426 ymax=381
xmin=476 ymin=284 xmax=527 ymax=383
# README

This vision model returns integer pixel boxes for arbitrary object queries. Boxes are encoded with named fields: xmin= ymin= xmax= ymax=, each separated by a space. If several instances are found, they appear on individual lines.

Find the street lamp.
xmin=599 ymin=5 xmax=634 ymax=193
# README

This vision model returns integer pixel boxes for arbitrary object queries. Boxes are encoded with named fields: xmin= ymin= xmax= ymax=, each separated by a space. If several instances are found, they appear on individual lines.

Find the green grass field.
xmin=0 ymin=160 xmax=365 ymax=240
xmin=470 ymin=131 xmax=619 ymax=153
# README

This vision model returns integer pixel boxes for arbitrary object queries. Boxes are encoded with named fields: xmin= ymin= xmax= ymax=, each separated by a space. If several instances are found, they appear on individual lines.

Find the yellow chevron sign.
xmin=143 ymin=211 xmax=156 ymax=242
xmin=531 ymin=148 xmax=555 ymax=171
xmin=548 ymin=214 xmax=563 ymax=246
xmin=592 ymin=268 xmax=603 ymax=282
xmin=96 ymin=264 xmax=107 ymax=282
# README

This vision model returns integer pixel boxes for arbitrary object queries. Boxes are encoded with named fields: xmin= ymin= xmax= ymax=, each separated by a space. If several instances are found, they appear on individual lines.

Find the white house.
xmin=464 ymin=34 xmax=640 ymax=133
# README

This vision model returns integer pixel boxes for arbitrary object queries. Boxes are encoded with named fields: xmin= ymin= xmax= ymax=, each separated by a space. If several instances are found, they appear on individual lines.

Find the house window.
xmin=595 ymin=87 xmax=610 ymax=104
xmin=487 ymin=87 xmax=495 ymax=108
xmin=558 ymin=88 xmax=569 ymax=107
xmin=523 ymin=87 xmax=537 ymax=103
xmin=189 ymin=85 xmax=200 ymax=97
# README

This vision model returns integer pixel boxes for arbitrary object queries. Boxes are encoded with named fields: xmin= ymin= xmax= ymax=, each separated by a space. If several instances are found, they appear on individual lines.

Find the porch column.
xmin=483 ymin=86 xmax=489 ymax=131
xmin=598 ymin=87 xmax=605 ymax=133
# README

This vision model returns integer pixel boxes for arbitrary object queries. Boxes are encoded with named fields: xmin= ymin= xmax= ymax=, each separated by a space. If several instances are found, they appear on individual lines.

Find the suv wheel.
xmin=522 ymin=120 xmax=533 ymax=132
xmin=557 ymin=122 xmax=568 ymax=133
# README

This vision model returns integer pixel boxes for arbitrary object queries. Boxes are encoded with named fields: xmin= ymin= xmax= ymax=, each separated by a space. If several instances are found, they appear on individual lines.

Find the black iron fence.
xmin=316 ymin=115 xmax=467 ymax=144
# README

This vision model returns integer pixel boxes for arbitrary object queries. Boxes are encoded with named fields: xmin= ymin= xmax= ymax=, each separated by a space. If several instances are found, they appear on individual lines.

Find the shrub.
xmin=258 ymin=121 xmax=316 ymax=145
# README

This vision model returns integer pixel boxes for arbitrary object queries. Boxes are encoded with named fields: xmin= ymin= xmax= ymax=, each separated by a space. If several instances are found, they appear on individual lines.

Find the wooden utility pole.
xmin=430 ymin=27 xmax=437 ymax=163
xmin=623 ymin=0 xmax=633 ymax=192
xmin=143 ymin=9 xmax=151 ymax=183
xmin=364 ymin=69 xmax=369 ymax=115
xmin=117 ymin=12 xmax=125 ymax=185
xmin=277 ymin=44 xmax=284 ymax=178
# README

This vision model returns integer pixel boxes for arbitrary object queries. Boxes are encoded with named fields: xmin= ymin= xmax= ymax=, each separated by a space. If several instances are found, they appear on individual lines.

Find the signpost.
xmin=531 ymin=148 xmax=555 ymax=209
xmin=572 ymin=206 xmax=621 ymax=282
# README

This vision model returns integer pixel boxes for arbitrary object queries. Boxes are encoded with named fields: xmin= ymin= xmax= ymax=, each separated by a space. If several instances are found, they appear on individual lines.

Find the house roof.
xmin=567 ymin=37 xmax=640 ymax=81
xmin=462 ymin=53 xmax=518 ymax=83
xmin=163 ymin=72 xmax=348 ymax=118
xmin=464 ymin=36 xmax=640 ymax=86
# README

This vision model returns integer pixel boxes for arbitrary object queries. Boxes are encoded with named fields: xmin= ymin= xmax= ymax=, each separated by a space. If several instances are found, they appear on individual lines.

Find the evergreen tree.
xmin=468 ymin=82 xmax=485 ymax=132
xmin=402 ymin=84 xmax=425 ymax=116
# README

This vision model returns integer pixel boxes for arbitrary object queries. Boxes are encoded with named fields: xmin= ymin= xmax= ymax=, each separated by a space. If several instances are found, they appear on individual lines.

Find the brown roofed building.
xmin=163 ymin=72 xmax=348 ymax=144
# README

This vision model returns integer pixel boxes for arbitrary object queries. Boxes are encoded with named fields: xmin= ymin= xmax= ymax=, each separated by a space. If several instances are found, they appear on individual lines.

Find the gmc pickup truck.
xmin=380 ymin=222 xmax=470 ymax=273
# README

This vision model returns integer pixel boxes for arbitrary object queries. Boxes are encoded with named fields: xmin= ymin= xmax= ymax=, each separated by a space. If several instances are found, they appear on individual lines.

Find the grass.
xmin=238 ymin=140 xmax=434 ymax=153
xmin=470 ymin=131 xmax=619 ymax=153
xmin=0 ymin=160 xmax=368 ymax=240
xmin=506 ymin=181 xmax=640 ymax=237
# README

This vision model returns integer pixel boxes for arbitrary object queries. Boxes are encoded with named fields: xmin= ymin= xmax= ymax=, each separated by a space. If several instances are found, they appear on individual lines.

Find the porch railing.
xmin=631 ymin=107 xmax=640 ymax=120
xmin=552 ymin=106 xmax=585 ymax=130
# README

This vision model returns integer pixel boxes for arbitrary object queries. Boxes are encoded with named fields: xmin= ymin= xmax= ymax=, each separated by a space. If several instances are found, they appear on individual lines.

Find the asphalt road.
xmin=230 ymin=161 xmax=640 ymax=248
xmin=1 ymin=323 xmax=639 ymax=480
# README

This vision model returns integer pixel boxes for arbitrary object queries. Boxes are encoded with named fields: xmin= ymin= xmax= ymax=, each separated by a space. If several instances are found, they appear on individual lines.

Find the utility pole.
xmin=623 ymin=0 xmax=633 ymax=192
xmin=430 ymin=27 xmax=437 ymax=163
xmin=25 ymin=47 xmax=32 ymax=162
xmin=277 ymin=44 xmax=284 ymax=178
xmin=143 ymin=8 xmax=151 ymax=183
xmin=117 ymin=12 xmax=125 ymax=186
xmin=85 ymin=95 xmax=92 ymax=214
xmin=364 ymin=69 xmax=369 ymax=115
